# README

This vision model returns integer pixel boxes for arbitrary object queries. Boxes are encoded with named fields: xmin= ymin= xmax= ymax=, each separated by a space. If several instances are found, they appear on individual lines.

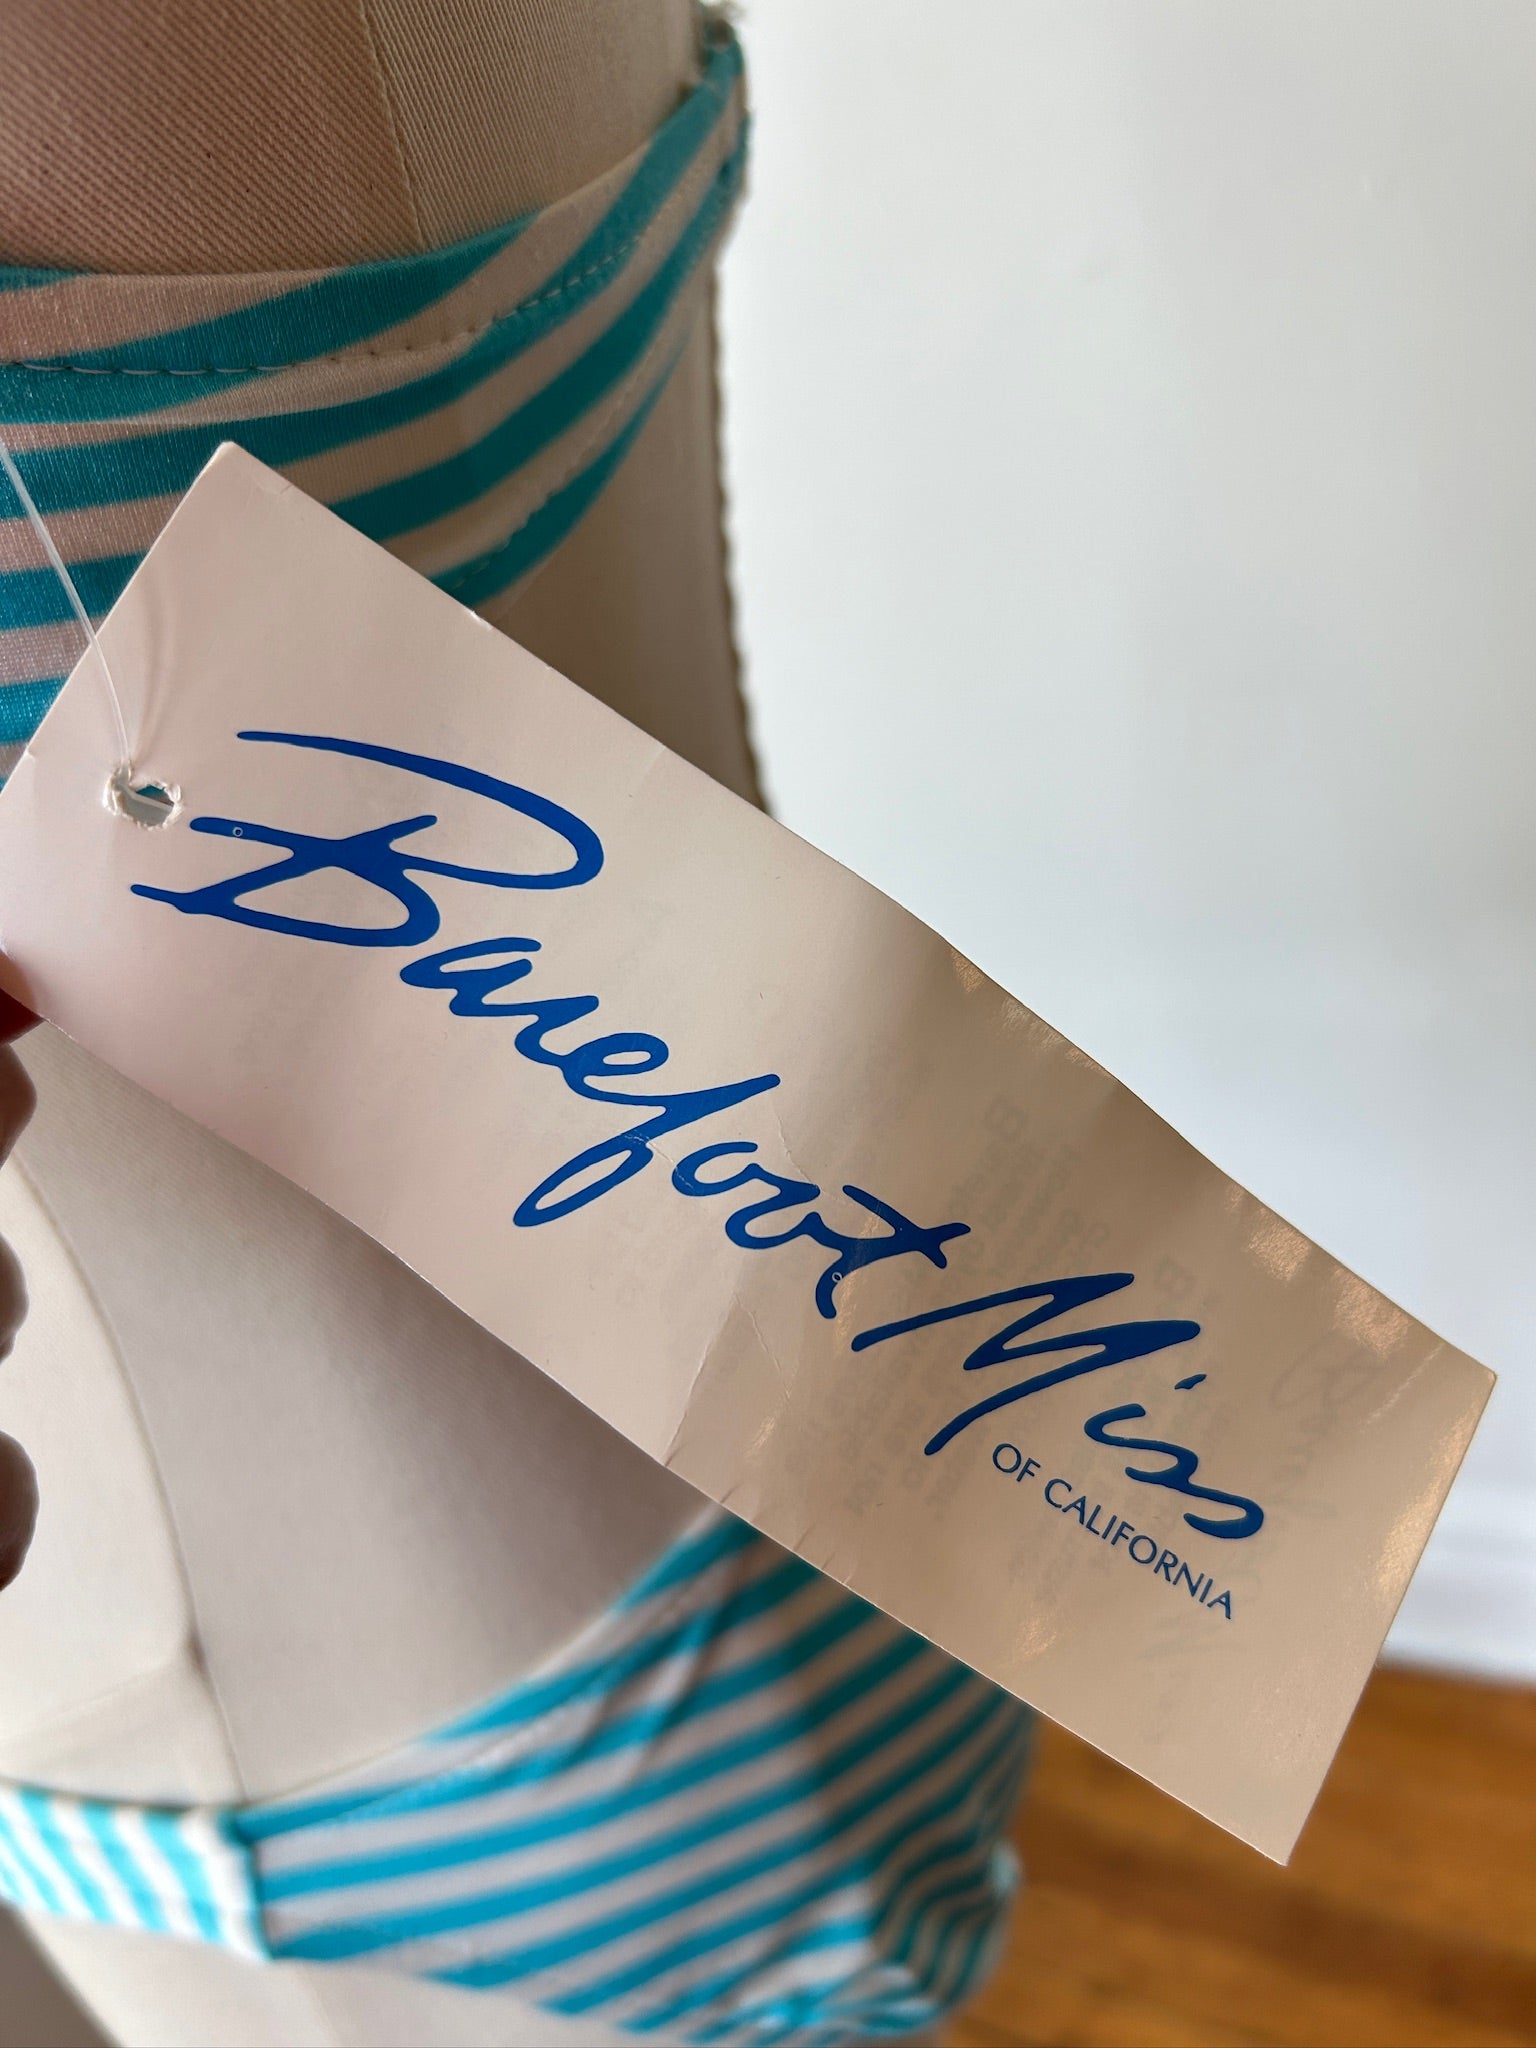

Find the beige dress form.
xmin=0 ymin=6 xmax=758 ymax=2042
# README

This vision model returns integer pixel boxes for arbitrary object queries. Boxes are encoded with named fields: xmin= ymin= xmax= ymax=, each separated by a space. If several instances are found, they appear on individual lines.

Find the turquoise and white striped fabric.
xmin=0 ymin=15 xmax=746 ymax=781
xmin=0 ymin=1784 xmax=263 ymax=1960
xmin=0 ymin=1512 xmax=1033 ymax=2044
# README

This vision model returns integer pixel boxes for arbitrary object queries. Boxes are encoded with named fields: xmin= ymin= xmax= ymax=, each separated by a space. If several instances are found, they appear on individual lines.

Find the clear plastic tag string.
xmin=0 ymin=429 xmax=175 ymax=823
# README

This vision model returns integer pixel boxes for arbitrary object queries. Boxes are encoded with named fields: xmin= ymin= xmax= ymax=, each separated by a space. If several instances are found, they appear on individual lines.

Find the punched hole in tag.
xmin=107 ymin=769 xmax=181 ymax=830
xmin=0 ymin=431 xmax=180 ymax=829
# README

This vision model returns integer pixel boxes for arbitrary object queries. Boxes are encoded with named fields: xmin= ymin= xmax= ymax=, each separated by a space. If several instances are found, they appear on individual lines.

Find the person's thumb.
xmin=0 ymin=990 xmax=38 ymax=1045
xmin=0 ymin=1431 xmax=38 ymax=1589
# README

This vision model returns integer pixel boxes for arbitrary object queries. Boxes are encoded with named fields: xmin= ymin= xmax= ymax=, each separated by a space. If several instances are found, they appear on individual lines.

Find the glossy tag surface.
xmin=0 ymin=446 xmax=1493 ymax=1858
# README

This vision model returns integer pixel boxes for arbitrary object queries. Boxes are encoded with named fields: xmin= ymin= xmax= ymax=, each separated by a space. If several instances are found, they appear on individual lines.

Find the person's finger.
xmin=0 ymin=989 xmax=38 ymax=1045
xmin=0 ymin=1235 xmax=24 ymax=1364
xmin=0 ymin=1430 xmax=38 ymax=1589
xmin=0 ymin=1044 xmax=35 ymax=1159
xmin=0 ymin=1041 xmax=36 ymax=1587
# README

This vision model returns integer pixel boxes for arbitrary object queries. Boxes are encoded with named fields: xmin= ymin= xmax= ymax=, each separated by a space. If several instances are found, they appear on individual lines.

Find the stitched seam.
xmin=701 ymin=269 xmax=766 ymax=808
xmin=0 ymin=183 xmax=727 ymax=648
xmin=251 ymin=1519 xmax=758 ymax=1831
xmin=355 ymin=0 xmax=429 ymax=257
xmin=415 ymin=140 xmax=745 ymax=598
xmin=427 ymin=157 xmax=745 ymax=600
xmin=0 ymin=1653 xmax=215 ymax=1762
xmin=0 ymin=1156 xmax=246 ymax=1798
xmin=0 ymin=113 xmax=741 ymax=379
xmin=436 ymin=297 xmax=698 ymax=601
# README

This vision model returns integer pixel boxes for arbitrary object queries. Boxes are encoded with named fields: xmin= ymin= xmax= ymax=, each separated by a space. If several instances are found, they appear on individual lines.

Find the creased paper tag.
xmin=0 ymin=446 xmax=1493 ymax=1859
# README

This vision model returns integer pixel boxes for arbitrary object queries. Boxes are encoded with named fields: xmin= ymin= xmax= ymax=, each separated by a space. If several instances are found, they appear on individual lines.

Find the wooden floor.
xmin=950 ymin=1666 xmax=1536 ymax=2048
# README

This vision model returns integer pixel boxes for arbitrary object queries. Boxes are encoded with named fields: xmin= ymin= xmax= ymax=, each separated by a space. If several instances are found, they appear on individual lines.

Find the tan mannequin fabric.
xmin=0 ymin=0 xmax=703 ymax=272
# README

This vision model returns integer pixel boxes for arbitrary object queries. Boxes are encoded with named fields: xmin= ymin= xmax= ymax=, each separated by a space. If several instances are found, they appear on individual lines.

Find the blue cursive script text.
xmin=131 ymin=731 xmax=1264 ymax=1540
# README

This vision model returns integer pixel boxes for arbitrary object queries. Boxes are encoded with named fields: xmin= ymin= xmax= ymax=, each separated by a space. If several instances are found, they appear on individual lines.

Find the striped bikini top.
xmin=0 ymin=15 xmax=748 ymax=779
xmin=0 ymin=19 xmax=1035 ymax=2040
xmin=0 ymin=1511 xmax=1032 ymax=2043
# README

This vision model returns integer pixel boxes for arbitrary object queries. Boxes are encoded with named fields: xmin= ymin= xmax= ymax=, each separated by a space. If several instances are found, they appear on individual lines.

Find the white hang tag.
xmin=0 ymin=445 xmax=1492 ymax=1860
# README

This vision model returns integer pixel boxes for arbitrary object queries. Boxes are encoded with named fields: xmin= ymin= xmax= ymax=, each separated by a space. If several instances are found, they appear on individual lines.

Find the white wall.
xmin=719 ymin=0 xmax=1536 ymax=1680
